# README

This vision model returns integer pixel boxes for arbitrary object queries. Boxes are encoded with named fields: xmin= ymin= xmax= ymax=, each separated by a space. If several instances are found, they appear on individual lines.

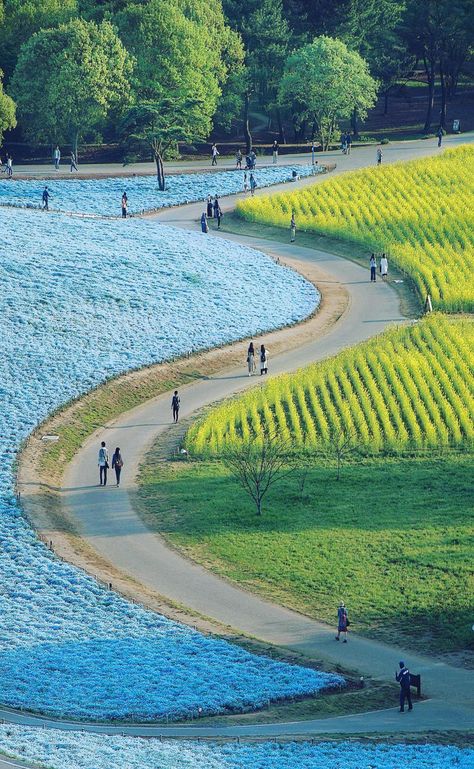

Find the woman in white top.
xmin=380 ymin=254 xmax=388 ymax=279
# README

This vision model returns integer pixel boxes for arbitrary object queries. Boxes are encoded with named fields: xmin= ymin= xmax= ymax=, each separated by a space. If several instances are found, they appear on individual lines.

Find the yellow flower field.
xmin=236 ymin=146 xmax=474 ymax=312
xmin=186 ymin=315 xmax=474 ymax=455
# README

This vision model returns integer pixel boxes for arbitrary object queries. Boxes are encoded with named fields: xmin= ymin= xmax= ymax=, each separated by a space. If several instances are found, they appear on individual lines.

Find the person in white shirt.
xmin=211 ymin=144 xmax=219 ymax=166
xmin=380 ymin=254 xmax=388 ymax=279
xmin=54 ymin=146 xmax=61 ymax=170
xmin=98 ymin=441 xmax=109 ymax=486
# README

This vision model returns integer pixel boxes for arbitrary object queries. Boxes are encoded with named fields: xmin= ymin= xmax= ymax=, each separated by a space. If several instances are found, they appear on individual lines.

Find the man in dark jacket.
xmin=396 ymin=661 xmax=413 ymax=712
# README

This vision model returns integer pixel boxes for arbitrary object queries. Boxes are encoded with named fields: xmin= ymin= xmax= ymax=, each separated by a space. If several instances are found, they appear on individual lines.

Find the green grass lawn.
xmin=137 ymin=454 xmax=474 ymax=655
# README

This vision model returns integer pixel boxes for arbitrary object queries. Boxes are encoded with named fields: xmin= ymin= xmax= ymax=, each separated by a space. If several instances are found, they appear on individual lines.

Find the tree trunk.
xmin=243 ymin=92 xmax=252 ymax=155
xmin=384 ymin=91 xmax=389 ymax=116
xmin=256 ymin=496 xmax=262 ymax=516
xmin=276 ymin=107 xmax=286 ymax=144
xmin=71 ymin=131 xmax=79 ymax=162
xmin=439 ymin=60 xmax=447 ymax=129
xmin=351 ymin=108 xmax=359 ymax=139
xmin=423 ymin=58 xmax=436 ymax=133
xmin=155 ymin=153 xmax=165 ymax=191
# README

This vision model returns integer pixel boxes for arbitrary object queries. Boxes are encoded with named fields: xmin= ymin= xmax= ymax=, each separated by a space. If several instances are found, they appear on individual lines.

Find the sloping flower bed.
xmin=0 ymin=728 xmax=472 ymax=769
xmin=0 ymin=164 xmax=318 ymax=216
xmin=0 ymin=207 xmax=327 ymax=720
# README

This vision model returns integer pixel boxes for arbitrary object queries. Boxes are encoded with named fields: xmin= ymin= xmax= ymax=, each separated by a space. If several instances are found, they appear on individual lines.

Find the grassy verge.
xmin=137 ymin=453 xmax=474 ymax=656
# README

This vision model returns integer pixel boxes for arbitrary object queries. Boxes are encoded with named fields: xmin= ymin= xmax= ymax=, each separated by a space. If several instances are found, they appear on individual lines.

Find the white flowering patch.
xmin=0 ymin=206 xmax=331 ymax=720
xmin=0 ymin=726 xmax=472 ymax=769
xmin=0 ymin=165 xmax=318 ymax=216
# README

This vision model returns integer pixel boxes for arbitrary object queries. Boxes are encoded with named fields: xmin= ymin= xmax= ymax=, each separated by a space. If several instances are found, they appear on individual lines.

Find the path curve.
xmin=14 ymin=133 xmax=474 ymax=740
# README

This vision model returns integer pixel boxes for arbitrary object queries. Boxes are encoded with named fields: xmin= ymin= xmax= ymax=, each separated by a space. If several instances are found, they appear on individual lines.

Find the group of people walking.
xmin=97 ymin=442 xmax=124 ymax=487
xmin=340 ymin=133 xmax=352 ymax=155
xmin=52 ymin=146 xmax=78 ymax=172
xmin=246 ymin=342 xmax=269 ymax=376
xmin=370 ymin=253 xmax=388 ymax=281
xmin=0 ymin=154 xmax=13 ymax=177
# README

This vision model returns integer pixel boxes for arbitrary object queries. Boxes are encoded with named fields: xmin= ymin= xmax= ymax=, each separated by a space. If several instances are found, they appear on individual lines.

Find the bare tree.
xmin=322 ymin=427 xmax=356 ymax=481
xmin=223 ymin=432 xmax=296 ymax=516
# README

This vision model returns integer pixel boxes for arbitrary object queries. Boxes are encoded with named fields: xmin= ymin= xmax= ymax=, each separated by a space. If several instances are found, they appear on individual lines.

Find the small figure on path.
xmin=98 ymin=441 xmax=109 ymax=486
xmin=215 ymin=201 xmax=222 ymax=230
xmin=290 ymin=211 xmax=296 ymax=243
xmin=250 ymin=149 xmax=257 ymax=168
xmin=236 ymin=149 xmax=243 ymax=169
xmin=260 ymin=344 xmax=268 ymax=375
xmin=42 ymin=186 xmax=50 ymax=211
xmin=121 ymin=192 xmax=128 ymax=218
xmin=172 ymin=390 xmax=180 ymax=423
xmin=54 ymin=145 xmax=61 ymax=170
xmin=6 ymin=154 xmax=12 ymax=178
xmin=247 ymin=341 xmax=256 ymax=376
xmin=335 ymin=601 xmax=349 ymax=642
xmin=311 ymin=141 xmax=316 ymax=166
xmin=243 ymin=171 xmax=248 ymax=193
xmin=341 ymin=132 xmax=346 ymax=154
xmin=377 ymin=147 xmax=383 ymax=165
xmin=396 ymin=661 xmax=413 ymax=712
xmin=272 ymin=140 xmax=279 ymax=164
xmin=70 ymin=151 xmax=78 ymax=172
xmin=249 ymin=173 xmax=257 ymax=196
xmin=213 ymin=195 xmax=220 ymax=219
xmin=112 ymin=447 xmax=123 ymax=487
xmin=206 ymin=195 xmax=213 ymax=218
xmin=370 ymin=253 xmax=377 ymax=282
xmin=211 ymin=143 xmax=219 ymax=166
xmin=200 ymin=212 xmax=208 ymax=233
xmin=345 ymin=132 xmax=352 ymax=155
xmin=380 ymin=253 xmax=388 ymax=279
xmin=437 ymin=127 xmax=443 ymax=148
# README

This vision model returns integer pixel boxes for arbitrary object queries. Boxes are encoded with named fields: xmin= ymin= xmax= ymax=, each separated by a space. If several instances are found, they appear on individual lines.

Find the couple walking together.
xmin=98 ymin=442 xmax=123 ymax=486
xmin=247 ymin=342 xmax=268 ymax=376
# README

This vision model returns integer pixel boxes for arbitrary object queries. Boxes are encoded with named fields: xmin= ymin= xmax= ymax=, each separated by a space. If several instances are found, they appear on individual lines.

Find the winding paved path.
xmin=13 ymin=133 xmax=474 ymax=745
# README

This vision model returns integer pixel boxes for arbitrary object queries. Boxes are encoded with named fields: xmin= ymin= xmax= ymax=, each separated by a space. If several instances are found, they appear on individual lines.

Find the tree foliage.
xmin=10 ymin=18 xmax=133 ymax=153
xmin=0 ymin=69 xmax=16 ymax=143
xmin=279 ymin=36 xmax=378 ymax=149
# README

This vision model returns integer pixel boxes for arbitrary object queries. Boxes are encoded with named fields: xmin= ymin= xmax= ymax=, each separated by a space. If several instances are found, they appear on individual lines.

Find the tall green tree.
xmin=0 ymin=70 xmax=16 ymax=144
xmin=0 ymin=0 xmax=77 ymax=82
xmin=11 ymin=18 xmax=133 ymax=156
xmin=279 ymin=36 xmax=378 ymax=149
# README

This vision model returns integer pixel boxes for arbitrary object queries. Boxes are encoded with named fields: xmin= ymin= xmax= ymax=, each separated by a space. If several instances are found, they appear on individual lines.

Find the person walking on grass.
xmin=370 ymin=253 xmax=377 ymax=282
xmin=172 ymin=390 xmax=180 ymax=423
xmin=236 ymin=149 xmax=243 ymax=169
xmin=112 ymin=447 xmax=124 ymax=487
xmin=290 ymin=212 xmax=296 ymax=243
xmin=98 ymin=441 xmax=109 ymax=486
xmin=249 ymin=173 xmax=257 ymax=196
xmin=272 ymin=140 xmax=279 ymax=164
xmin=380 ymin=253 xmax=388 ymax=279
xmin=121 ymin=191 xmax=128 ymax=218
xmin=42 ymin=186 xmax=50 ymax=211
xmin=54 ymin=145 xmax=61 ymax=170
xmin=437 ymin=127 xmax=443 ymax=148
xmin=247 ymin=341 xmax=256 ymax=376
xmin=70 ymin=151 xmax=78 ymax=172
xmin=335 ymin=601 xmax=349 ymax=642
xmin=396 ymin=661 xmax=413 ymax=712
xmin=211 ymin=143 xmax=219 ymax=166
xmin=377 ymin=147 xmax=383 ymax=165
xmin=260 ymin=344 xmax=268 ymax=375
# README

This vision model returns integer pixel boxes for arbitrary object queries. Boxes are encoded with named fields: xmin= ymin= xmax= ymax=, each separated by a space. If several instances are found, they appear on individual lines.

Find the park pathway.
xmin=13 ymin=132 xmax=474 ymax=744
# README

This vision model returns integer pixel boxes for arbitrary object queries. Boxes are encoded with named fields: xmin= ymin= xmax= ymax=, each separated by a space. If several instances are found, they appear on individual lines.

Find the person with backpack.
xmin=260 ymin=344 xmax=268 ymax=375
xmin=335 ymin=601 xmax=349 ymax=642
xmin=171 ymin=390 xmax=180 ymax=423
xmin=98 ymin=441 xmax=109 ymax=486
xmin=42 ymin=186 xmax=50 ymax=211
xmin=396 ymin=661 xmax=413 ymax=712
xmin=111 ymin=447 xmax=124 ymax=487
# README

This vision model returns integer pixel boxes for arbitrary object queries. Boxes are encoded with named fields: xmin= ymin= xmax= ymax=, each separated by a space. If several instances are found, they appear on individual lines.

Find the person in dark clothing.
xmin=200 ymin=212 xmax=208 ymax=233
xmin=335 ymin=601 xmax=349 ymax=642
xmin=121 ymin=192 xmax=128 ymax=218
xmin=213 ymin=195 xmax=220 ymax=219
xmin=70 ymin=151 xmax=78 ymax=172
xmin=172 ymin=390 xmax=180 ymax=422
xmin=206 ymin=195 xmax=213 ymax=218
xmin=396 ymin=661 xmax=413 ymax=712
xmin=370 ymin=253 xmax=377 ymax=282
xmin=42 ymin=186 xmax=50 ymax=210
xmin=272 ymin=140 xmax=279 ymax=164
xmin=111 ymin=447 xmax=123 ymax=487
xmin=346 ymin=132 xmax=352 ymax=155
xmin=437 ymin=127 xmax=443 ymax=147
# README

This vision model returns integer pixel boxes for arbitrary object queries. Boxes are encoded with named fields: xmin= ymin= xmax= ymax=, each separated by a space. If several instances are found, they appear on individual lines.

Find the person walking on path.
xmin=98 ymin=441 xmax=109 ymax=486
xmin=211 ymin=143 xmax=219 ymax=166
xmin=346 ymin=132 xmax=352 ymax=155
xmin=380 ymin=253 xmax=388 ymax=279
xmin=335 ymin=601 xmax=349 ymax=642
xmin=272 ymin=140 xmax=279 ymax=164
xmin=290 ymin=212 xmax=296 ymax=243
xmin=250 ymin=173 xmax=257 ymax=196
xmin=370 ymin=253 xmax=377 ymax=282
xmin=236 ymin=149 xmax=242 ymax=169
xmin=206 ymin=195 xmax=213 ymax=218
xmin=6 ymin=154 xmax=12 ymax=178
xmin=111 ymin=447 xmax=124 ymax=487
xmin=396 ymin=661 xmax=413 ymax=712
xmin=42 ymin=186 xmax=50 ymax=210
xmin=377 ymin=147 xmax=383 ymax=165
xmin=213 ymin=195 xmax=220 ymax=219
xmin=172 ymin=390 xmax=180 ymax=423
xmin=260 ymin=344 xmax=268 ymax=375
xmin=121 ymin=192 xmax=128 ymax=218
xmin=54 ymin=146 xmax=61 ymax=170
xmin=243 ymin=171 xmax=248 ymax=193
xmin=247 ymin=342 xmax=256 ymax=376
xmin=437 ymin=127 xmax=443 ymax=148
xmin=215 ymin=201 xmax=222 ymax=229
xmin=200 ymin=212 xmax=208 ymax=233
xmin=70 ymin=151 xmax=78 ymax=172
